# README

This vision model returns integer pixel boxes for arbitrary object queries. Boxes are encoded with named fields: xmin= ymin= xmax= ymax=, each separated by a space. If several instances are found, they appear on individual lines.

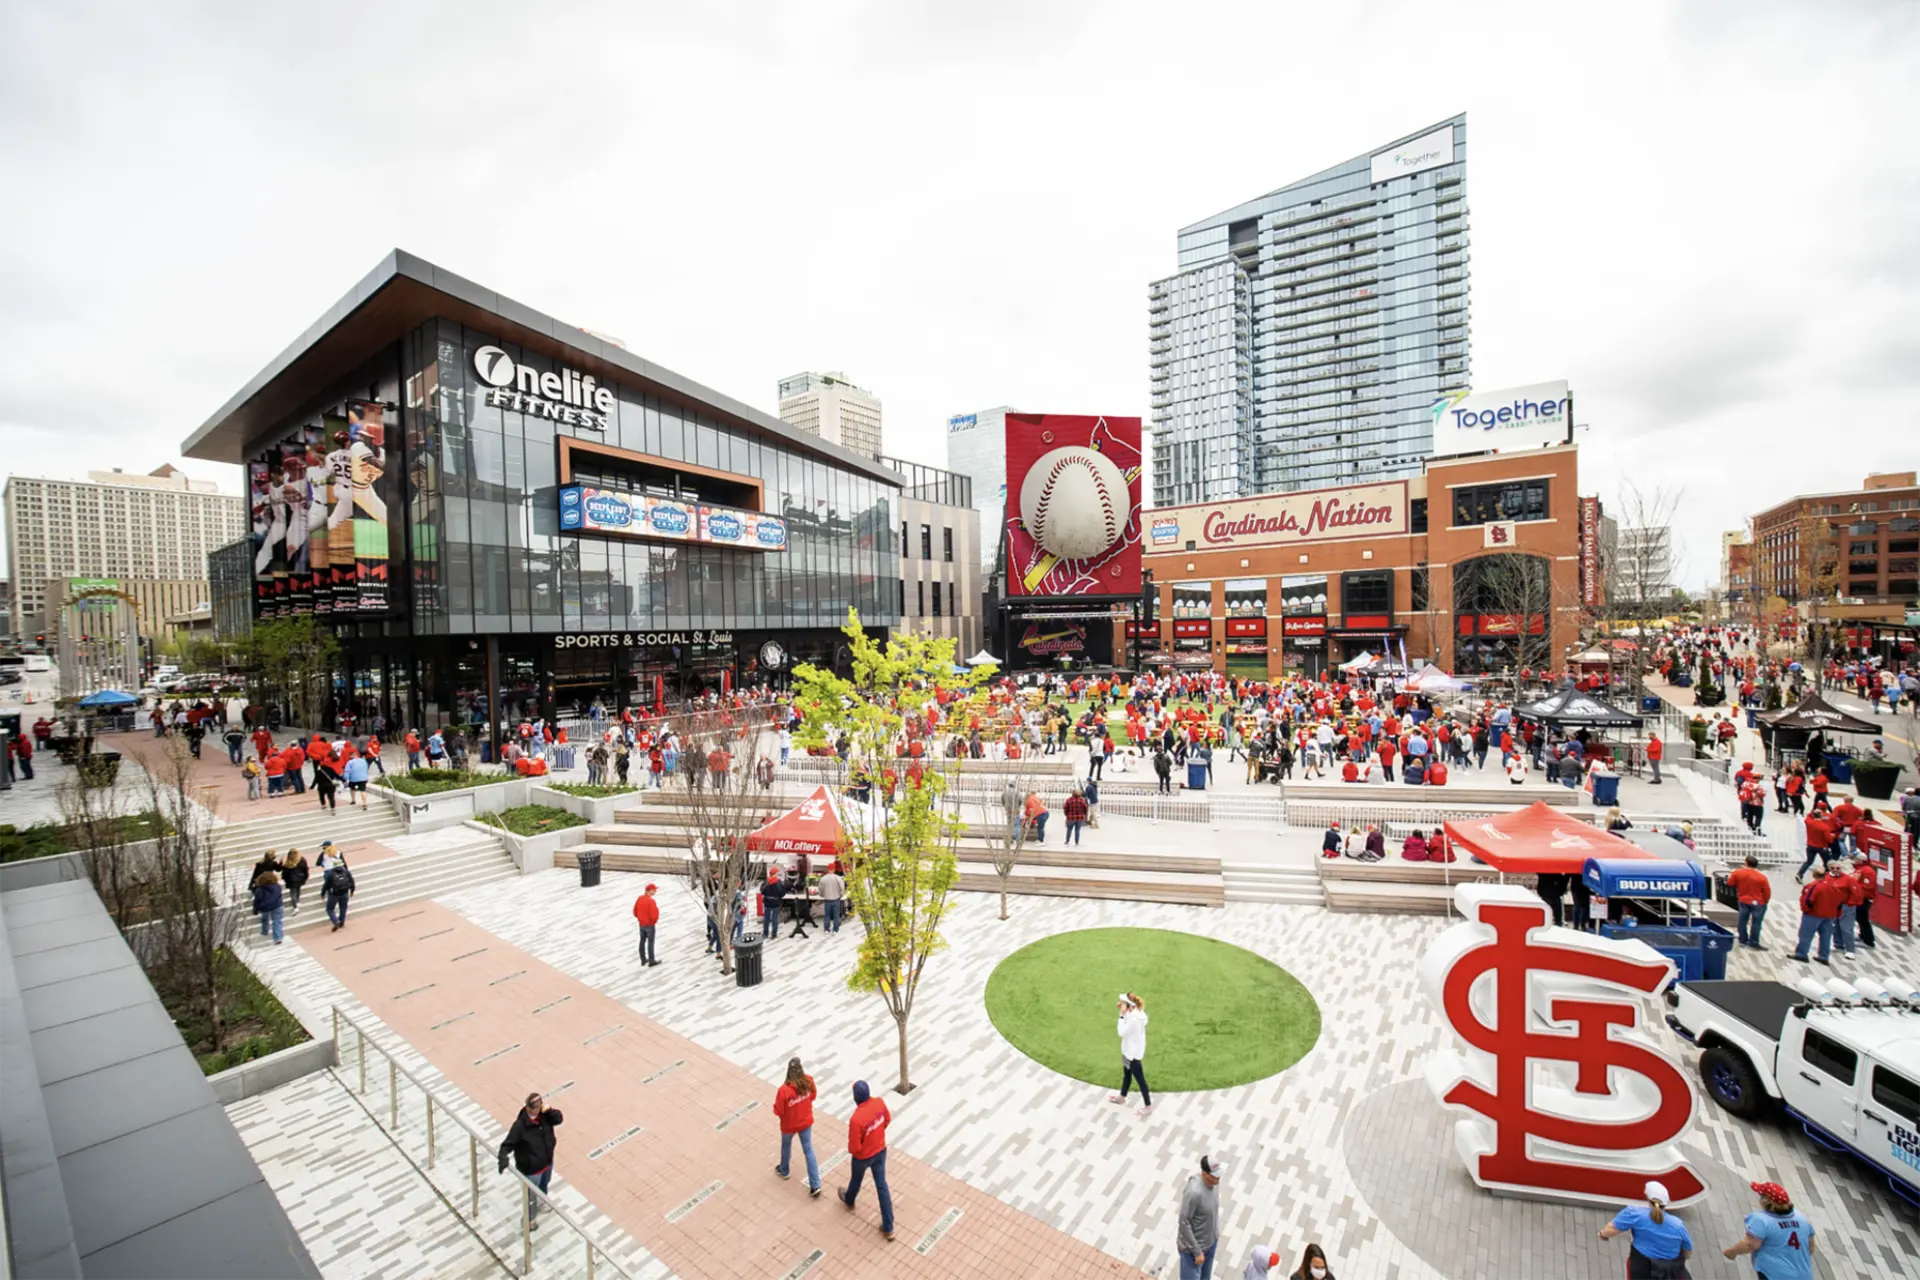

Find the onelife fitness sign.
xmin=1419 ymin=883 xmax=1705 ymax=1206
xmin=1149 ymin=481 xmax=1406 ymax=552
xmin=474 ymin=345 xmax=613 ymax=431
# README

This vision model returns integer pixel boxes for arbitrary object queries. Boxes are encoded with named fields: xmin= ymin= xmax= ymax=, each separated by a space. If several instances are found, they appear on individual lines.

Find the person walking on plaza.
xmin=312 ymin=757 xmax=338 ymax=810
xmin=1646 ymin=731 xmax=1663 ymax=784
xmin=1063 ymin=787 xmax=1089 ymax=845
xmin=224 ymin=723 xmax=246 ymax=765
xmin=773 ymin=1057 xmax=822 ymax=1196
xmin=1024 ymin=789 xmax=1049 ymax=843
xmin=322 ymin=851 xmax=356 ymax=932
xmin=632 ymin=882 xmax=660 ymax=966
xmin=1795 ymin=807 xmax=1837 ymax=883
xmin=1727 ymin=855 xmax=1771 ymax=950
xmin=497 ymin=1092 xmax=564 ymax=1228
xmin=1791 ymin=866 xmax=1845 ymax=965
xmin=1285 ymin=1244 xmax=1335 ymax=1280
xmin=250 ymin=868 xmax=285 ymax=945
xmin=839 ymin=1079 xmax=894 ymax=1241
xmin=342 ymin=751 xmax=370 ymax=807
xmin=1154 ymin=746 xmax=1173 ymax=795
xmin=818 ymin=862 xmax=846 ymax=933
xmin=1850 ymin=854 xmax=1878 ymax=950
xmin=1720 ymin=1181 xmax=1815 ymax=1278
xmin=281 ymin=848 xmax=309 ymax=916
xmin=1108 ymin=992 xmax=1152 ymax=1116
xmin=1598 ymin=1179 xmax=1693 ymax=1278
xmin=1176 ymin=1155 xmax=1223 ymax=1280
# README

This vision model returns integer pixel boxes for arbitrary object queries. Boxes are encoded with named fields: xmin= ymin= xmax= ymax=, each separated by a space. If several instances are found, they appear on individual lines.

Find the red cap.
xmin=645 ymin=883 xmax=657 ymax=892
xmin=1750 ymin=1180 xmax=1791 ymax=1206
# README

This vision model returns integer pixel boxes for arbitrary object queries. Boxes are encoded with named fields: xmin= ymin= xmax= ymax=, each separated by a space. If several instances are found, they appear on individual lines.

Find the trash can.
xmin=1601 ymin=923 xmax=1705 ymax=981
xmin=552 ymin=744 xmax=577 ymax=771
xmin=1822 ymin=752 xmax=1853 ymax=785
xmin=1186 ymin=761 xmax=1208 ymax=791
xmin=734 ymin=937 xmax=764 ymax=988
xmin=1640 ymin=695 xmax=1661 ymax=712
xmin=1591 ymin=773 xmax=1620 ymax=807
xmin=577 ymin=849 xmax=602 ymax=888
xmin=1698 ymin=922 xmax=1735 ymax=980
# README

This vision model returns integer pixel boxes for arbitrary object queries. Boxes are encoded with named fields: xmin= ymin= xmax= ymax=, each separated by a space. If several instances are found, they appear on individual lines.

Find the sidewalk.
xmin=303 ymin=900 xmax=1141 ymax=1280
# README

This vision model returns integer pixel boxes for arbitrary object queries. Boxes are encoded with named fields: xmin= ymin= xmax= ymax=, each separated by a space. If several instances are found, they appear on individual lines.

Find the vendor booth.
xmin=1756 ymin=692 xmax=1879 ymax=778
xmin=1444 ymin=802 xmax=1657 ymax=875
xmin=746 ymin=785 xmax=846 ymax=864
xmin=1583 ymin=857 xmax=1734 ymax=981
xmin=1515 ymin=684 xmax=1646 ymax=781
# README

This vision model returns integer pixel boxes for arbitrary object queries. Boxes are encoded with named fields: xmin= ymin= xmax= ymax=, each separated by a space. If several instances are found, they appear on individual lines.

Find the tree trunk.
xmin=999 ymin=879 xmax=1008 ymax=921
xmin=894 ymin=1013 xmax=913 ymax=1094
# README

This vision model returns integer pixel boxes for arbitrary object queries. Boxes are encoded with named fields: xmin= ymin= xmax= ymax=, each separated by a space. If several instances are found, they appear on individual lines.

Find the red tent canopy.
xmin=746 ymin=785 xmax=845 ymax=857
xmin=1443 ymin=801 xmax=1659 ymax=874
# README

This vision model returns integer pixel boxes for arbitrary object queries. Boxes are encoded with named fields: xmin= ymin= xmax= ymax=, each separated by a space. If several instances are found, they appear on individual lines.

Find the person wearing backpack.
xmin=323 ymin=854 xmax=357 ymax=932
xmin=251 ymin=869 xmax=285 ymax=945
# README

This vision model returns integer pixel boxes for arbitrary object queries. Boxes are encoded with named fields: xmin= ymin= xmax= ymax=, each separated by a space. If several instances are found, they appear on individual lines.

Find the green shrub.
xmin=476 ymin=804 xmax=590 ymax=837
xmin=544 ymin=781 xmax=638 ymax=798
xmin=385 ymin=768 xmax=518 ymax=796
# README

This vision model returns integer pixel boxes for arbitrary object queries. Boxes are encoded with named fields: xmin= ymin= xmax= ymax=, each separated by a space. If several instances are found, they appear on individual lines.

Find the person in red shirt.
xmin=631 ymin=883 xmax=660 ymax=966
xmin=1645 ymin=733 xmax=1663 ymax=785
xmin=264 ymin=748 xmax=287 ymax=796
xmin=1809 ymin=769 xmax=1830 ymax=804
xmin=1829 ymin=797 xmax=1864 ymax=850
xmin=1377 ymin=737 xmax=1397 ymax=783
xmin=1837 ymin=856 xmax=1869 ymax=956
xmin=1798 ymin=810 xmax=1837 ymax=882
xmin=1792 ymin=866 xmax=1847 ymax=964
xmin=1850 ymin=855 xmax=1880 ymax=951
xmin=1341 ymin=758 xmax=1361 ymax=783
xmin=773 ymin=1057 xmax=821 ymax=1196
xmin=839 ymin=1079 xmax=893 ymax=1239
xmin=284 ymin=742 xmax=308 ymax=796
xmin=1725 ymin=855 xmax=1772 ymax=950
xmin=251 ymin=726 xmax=273 ymax=759
xmin=1428 ymin=759 xmax=1449 ymax=787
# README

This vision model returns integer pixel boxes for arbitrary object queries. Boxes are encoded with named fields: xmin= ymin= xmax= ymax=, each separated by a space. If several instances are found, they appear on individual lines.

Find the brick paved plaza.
xmin=230 ymin=835 xmax=1916 ymax=1280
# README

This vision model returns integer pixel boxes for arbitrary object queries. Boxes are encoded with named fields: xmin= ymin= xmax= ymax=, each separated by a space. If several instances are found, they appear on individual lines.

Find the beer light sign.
xmin=558 ymin=485 xmax=786 ymax=551
xmin=1419 ymin=883 xmax=1705 ymax=1207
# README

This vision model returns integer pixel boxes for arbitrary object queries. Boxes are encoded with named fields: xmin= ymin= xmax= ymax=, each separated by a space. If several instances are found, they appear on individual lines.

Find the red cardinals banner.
xmin=1004 ymin=414 xmax=1142 ymax=598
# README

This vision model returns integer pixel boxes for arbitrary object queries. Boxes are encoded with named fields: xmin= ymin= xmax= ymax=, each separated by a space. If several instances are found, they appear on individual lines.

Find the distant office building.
xmin=0 ymin=579 xmax=10 ymax=639
xmin=1612 ymin=525 xmax=1676 ymax=607
xmin=1150 ymin=115 xmax=1470 ymax=505
xmin=3 ymin=465 xmax=244 ymax=638
xmin=943 ymin=406 xmax=1015 ymax=568
xmin=777 ymin=371 xmax=883 ymax=460
xmin=882 ymin=458 xmax=983 ymax=656
xmin=1752 ymin=471 xmax=1920 ymax=618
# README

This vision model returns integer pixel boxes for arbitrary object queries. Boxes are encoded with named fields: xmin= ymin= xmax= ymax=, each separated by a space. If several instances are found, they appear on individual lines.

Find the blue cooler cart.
xmin=1186 ymin=760 xmax=1208 ymax=791
xmin=1584 ymin=857 xmax=1734 ymax=981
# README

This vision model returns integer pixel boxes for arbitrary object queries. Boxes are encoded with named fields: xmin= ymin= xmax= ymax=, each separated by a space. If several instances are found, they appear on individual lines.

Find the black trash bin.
xmin=577 ymin=849 xmax=602 ymax=888
xmin=734 ymin=937 xmax=764 ymax=988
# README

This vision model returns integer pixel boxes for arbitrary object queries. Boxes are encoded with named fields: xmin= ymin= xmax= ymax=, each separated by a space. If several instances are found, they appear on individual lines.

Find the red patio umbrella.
xmin=1443 ymin=801 xmax=1657 ymax=875
xmin=746 ymin=786 xmax=846 ymax=858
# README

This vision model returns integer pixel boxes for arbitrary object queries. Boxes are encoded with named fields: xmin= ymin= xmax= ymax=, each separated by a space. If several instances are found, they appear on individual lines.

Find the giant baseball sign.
xmin=1004 ymin=414 xmax=1142 ymax=598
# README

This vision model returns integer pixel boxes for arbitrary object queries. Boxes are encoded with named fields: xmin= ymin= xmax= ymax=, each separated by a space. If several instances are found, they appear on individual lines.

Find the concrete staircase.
xmin=210 ymin=807 xmax=407 ymax=876
xmin=1221 ymin=860 xmax=1325 ymax=907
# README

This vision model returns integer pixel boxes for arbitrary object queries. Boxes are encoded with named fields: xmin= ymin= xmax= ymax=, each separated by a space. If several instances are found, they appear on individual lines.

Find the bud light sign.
xmin=558 ymin=482 xmax=785 ymax=551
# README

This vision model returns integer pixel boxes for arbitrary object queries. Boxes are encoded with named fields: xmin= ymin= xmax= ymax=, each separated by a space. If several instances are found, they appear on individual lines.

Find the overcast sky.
xmin=2 ymin=0 xmax=1916 ymax=588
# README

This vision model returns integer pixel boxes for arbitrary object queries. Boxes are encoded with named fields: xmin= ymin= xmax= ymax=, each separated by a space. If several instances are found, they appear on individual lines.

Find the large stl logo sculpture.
xmin=1419 ymin=883 xmax=1705 ymax=1206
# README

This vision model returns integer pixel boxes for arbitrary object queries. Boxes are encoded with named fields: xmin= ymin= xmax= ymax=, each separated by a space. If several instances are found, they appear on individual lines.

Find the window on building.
xmin=1890 ymin=580 xmax=1919 ymax=598
xmin=898 ymin=579 xmax=906 ymax=614
xmin=1888 ymin=559 xmax=1919 ymax=575
xmin=948 ymin=582 xmax=956 ymax=617
xmin=943 ymin=527 xmax=953 ymax=562
xmin=1451 ymin=480 xmax=1549 ymax=527
xmin=1849 ymin=581 xmax=1878 ymax=598
xmin=900 ymin=521 xmax=909 ymax=556
xmin=1341 ymin=570 xmax=1393 ymax=619
xmin=920 ymin=524 xmax=932 ymax=560
xmin=1849 ymin=559 xmax=1880 ymax=576
xmin=1849 ymin=521 xmax=1879 ymax=536
xmin=917 ymin=580 xmax=925 ymax=616
xmin=1411 ymin=566 xmax=1429 ymax=612
xmin=1890 ymin=539 xmax=1919 ymax=554
xmin=1849 ymin=541 xmax=1877 ymax=555
xmin=1410 ymin=498 xmax=1428 ymax=534
xmin=931 ymin=580 xmax=942 ymax=616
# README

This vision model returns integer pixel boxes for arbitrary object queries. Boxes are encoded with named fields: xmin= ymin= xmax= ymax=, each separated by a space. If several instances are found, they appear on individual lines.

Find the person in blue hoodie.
xmin=343 ymin=751 xmax=371 ymax=808
xmin=251 ymin=868 xmax=285 ymax=944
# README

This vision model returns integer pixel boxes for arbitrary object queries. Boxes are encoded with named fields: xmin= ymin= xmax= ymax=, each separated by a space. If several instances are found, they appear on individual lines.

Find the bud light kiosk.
xmin=1585 ymin=856 xmax=1735 ymax=982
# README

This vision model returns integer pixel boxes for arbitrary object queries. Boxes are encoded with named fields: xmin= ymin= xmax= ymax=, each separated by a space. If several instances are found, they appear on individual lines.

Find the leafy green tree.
xmin=240 ymin=617 xmax=340 ymax=727
xmin=792 ymin=611 xmax=979 ymax=1093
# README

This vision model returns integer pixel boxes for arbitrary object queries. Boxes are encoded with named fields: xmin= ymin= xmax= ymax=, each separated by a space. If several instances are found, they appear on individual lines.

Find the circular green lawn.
xmin=985 ymin=928 xmax=1320 ymax=1092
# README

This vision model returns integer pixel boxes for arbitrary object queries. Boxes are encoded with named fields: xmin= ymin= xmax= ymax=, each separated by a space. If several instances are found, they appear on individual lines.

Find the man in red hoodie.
xmin=839 ymin=1079 xmax=894 ymax=1241
xmin=1791 ymin=866 xmax=1847 ymax=964
xmin=1797 ymin=809 xmax=1837 ymax=883
xmin=632 ymin=883 xmax=660 ymax=967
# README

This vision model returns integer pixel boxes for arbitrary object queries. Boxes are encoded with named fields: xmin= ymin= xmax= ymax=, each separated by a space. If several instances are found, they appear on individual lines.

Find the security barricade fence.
xmin=332 ymin=1006 xmax=639 ymax=1279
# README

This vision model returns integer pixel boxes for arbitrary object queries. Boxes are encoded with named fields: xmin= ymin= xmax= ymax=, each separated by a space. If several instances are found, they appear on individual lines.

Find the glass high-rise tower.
xmin=1149 ymin=115 xmax=1470 ymax=505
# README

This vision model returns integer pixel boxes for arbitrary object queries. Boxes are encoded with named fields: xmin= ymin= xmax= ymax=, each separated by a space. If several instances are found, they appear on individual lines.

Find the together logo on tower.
xmin=472 ymin=344 xmax=613 ymax=431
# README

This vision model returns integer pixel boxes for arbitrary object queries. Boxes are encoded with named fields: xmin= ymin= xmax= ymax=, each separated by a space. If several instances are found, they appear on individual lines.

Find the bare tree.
xmin=1792 ymin=508 xmax=1844 ymax=677
xmin=140 ymin=735 xmax=242 ymax=1053
xmin=61 ymin=772 xmax=140 ymax=930
xmin=666 ymin=703 xmax=778 ymax=976
xmin=967 ymin=719 xmax=1048 ymax=921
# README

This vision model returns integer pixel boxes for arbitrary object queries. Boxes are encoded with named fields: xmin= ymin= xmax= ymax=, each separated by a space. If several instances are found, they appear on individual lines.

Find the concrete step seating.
xmin=554 ymin=841 xmax=1226 ymax=908
xmin=1280 ymin=781 xmax=1582 ymax=808
xmin=1221 ymin=861 xmax=1325 ymax=907
xmin=283 ymin=832 xmax=517 ymax=933
xmin=210 ymin=806 xmax=407 ymax=870
xmin=786 ymin=755 xmax=1079 ymax=778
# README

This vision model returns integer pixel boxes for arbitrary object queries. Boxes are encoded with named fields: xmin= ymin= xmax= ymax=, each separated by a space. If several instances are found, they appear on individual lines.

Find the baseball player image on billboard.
xmin=346 ymin=400 xmax=389 ymax=612
xmin=1002 ymin=413 xmax=1143 ymax=598
xmin=304 ymin=426 xmax=332 ymax=615
xmin=324 ymin=417 xmax=356 ymax=608
xmin=279 ymin=441 xmax=310 ymax=614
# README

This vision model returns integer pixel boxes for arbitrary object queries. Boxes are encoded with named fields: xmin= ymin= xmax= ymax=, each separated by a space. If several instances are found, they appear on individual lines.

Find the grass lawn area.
xmin=385 ymin=768 xmax=518 ymax=797
xmin=544 ymin=781 xmax=639 ymax=798
xmin=476 ymin=804 xmax=590 ymax=837
xmin=985 ymin=927 xmax=1319 ymax=1091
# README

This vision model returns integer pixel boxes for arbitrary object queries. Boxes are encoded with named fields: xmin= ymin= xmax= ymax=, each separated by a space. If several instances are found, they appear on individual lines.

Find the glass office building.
xmin=1149 ymin=115 xmax=1470 ymax=504
xmin=184 ymin=252 xmax=900 ymax=739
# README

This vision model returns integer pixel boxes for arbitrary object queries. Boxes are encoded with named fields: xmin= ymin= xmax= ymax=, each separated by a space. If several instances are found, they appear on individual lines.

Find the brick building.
xmin=1751 ymin=472 xmax=1920 ymax=626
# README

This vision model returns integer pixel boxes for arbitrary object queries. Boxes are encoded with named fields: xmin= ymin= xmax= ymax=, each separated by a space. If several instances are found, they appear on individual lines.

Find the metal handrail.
xmin=332 ymin=1005 xmax=636 ymax=1279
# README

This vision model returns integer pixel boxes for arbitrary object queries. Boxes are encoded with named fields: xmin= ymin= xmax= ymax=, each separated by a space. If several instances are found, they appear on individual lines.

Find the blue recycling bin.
xmin=1186 ymin=761 xmax=1208 ymax=791
xmin=1600 ymin=924 xmax=1707 ymax=982
xmin=1591 ymin=773 xmax=1620 ymax=807
xmin=1823 ymin=752 xmax=1853 ymax=785
xmin=1640 ymin=695 xmax=1660 ymax=712
xmin=552 ymin=744 xmax=577 ymax=771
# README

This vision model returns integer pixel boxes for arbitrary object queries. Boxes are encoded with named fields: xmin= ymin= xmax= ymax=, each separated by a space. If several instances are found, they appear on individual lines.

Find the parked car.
xmin=1666 ymin=976 xmax=1920 ymax=1204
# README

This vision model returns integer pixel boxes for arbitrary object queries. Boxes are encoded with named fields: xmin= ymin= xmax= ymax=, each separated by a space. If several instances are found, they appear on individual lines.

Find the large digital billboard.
xmin=250 ymin=398 xmax=392 ymax=619
xmin=557 ymin=484 xmax=787 ymax=551
xmin=1003 ymin=413 xmax=1141 ymax=598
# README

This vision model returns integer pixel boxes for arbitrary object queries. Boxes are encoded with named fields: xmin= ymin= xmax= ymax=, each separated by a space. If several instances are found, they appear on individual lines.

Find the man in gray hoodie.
xmin=1177 ymin=1154 xmax=1223 ymax=1279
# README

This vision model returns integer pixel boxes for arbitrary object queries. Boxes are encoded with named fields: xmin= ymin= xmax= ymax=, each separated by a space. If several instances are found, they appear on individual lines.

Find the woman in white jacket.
xmin=1108 ymin=992 xmax=1153 ymax=1116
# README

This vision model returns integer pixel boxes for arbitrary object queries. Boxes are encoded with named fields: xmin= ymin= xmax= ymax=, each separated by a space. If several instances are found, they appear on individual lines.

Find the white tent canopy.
xmin=965 ymin=650 xmax=1002 ymax=666
xmin=1340 ymin=651 xmax=1377 ymax=672
xmin=1405 ymin=663 xmax=1467 ymax=693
